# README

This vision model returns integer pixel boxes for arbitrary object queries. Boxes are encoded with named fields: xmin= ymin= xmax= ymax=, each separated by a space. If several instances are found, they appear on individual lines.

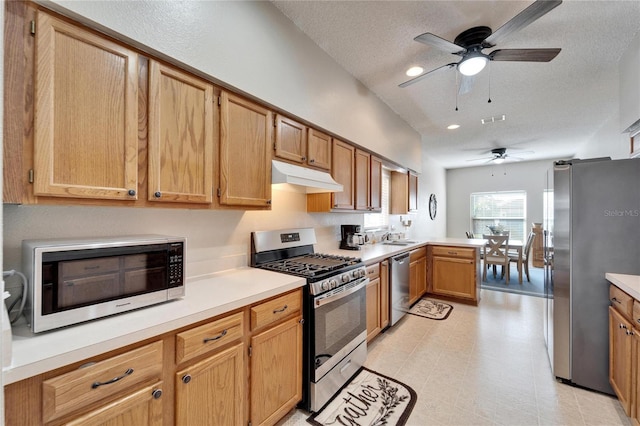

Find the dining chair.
xmin=482 ymin=234 xmax=510 ymax=284
xmin=510 ymin=231 xmax=535 ymax=282
xmin=465 ymin=231 xmax=475 ymax=238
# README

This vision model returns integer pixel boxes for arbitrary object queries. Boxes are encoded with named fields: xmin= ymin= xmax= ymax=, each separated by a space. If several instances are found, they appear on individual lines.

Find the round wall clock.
xmin=428 ymin=194 xmax=437 ymax=220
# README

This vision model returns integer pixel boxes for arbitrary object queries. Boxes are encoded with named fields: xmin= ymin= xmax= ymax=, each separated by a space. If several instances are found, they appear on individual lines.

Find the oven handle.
xmin=314 ymin=277 xmax=369 ymax=309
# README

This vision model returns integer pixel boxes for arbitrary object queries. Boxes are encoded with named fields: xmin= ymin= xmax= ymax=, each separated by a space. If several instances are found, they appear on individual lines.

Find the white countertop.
xmin=3 ymin=267 xmax=305 ymax=385
xmin=606 ymin=273 xmax=640 ymax=300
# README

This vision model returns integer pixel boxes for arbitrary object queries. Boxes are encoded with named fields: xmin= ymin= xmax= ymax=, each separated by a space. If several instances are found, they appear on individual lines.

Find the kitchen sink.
xmin=382 ymin=240 xmax=417 ymax=246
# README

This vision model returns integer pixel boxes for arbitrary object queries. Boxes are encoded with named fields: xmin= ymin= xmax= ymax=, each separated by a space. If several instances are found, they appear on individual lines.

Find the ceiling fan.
xmin=399 ymin=0 xmax=562 ymax=88
xmin=467 ymin=147 xmax=532 ymax=164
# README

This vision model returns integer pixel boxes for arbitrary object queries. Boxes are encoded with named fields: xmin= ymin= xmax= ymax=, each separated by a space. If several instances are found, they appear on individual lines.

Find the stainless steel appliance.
xmin=339 ymin=224 xmax=362 ymax=251
xmin=544 ymin=158 xmax=640 ymax=395
xmin=389 ymin=252 xmax=411 ymax=326
xmin=23 ymin=235 xmax=185 ymax=333
xmin=251 ymin=228 xmax=368 ymax=412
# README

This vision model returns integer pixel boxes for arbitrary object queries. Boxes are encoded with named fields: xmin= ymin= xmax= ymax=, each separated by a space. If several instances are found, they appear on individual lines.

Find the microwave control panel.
xmin=168 ymin=242 xmax=184 ymax=288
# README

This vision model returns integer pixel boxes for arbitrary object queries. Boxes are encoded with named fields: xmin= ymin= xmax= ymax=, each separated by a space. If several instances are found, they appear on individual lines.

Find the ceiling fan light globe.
xmin=493 ymin=158 xmax=505 ymax=164
xmin=406 ymin=66 xmax=424 ymax=77
xmin=458 ymin=55 xmax=488 ymax=76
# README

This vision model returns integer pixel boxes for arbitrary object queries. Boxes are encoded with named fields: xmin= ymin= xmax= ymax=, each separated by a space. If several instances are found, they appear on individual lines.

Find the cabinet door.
xmin=366 ymin=277 xmax=381 ymax=342
xmin=416 ymin=256 xmax=427 ymax=298
xmin=250 ymin=315 xmax=303 ymax=426
xmin=633 ymin=328 xmax=640 ymax=424
xmin=370 ymin=156 xmax=383 ymax=212
xmin=307 ymin=128 xmax=331 ymax=170
xmin=33 ymin=11 xmax=138 ymax=200
xmin=65 ymin=382 xmax=163 ymax=426
xmin=609 ymin=307 xmax=633 ymax=416
xmin=331 ymin=139 xmax=355 ymax=210
xmin=432 ymin=256 xmax=476 ymax=300
xmin=219 ymin=91 xmax=272 ymax=207
xmin=380 ymin=260 xmax=390 ymax=329
xmin=409 ymin=260 xmax=420 ymax=305
xmin=175 ymin=343 xmax=245 ymax=426
xmin=148 ymin=61 xmax=213 ymax=203
xmin=408 ymin=171 xmax=418 ymax=212
xmin=355 ymin=149 xmax=371 ymax=211
xmin=275 ymin=115 xmax=307 ymax=163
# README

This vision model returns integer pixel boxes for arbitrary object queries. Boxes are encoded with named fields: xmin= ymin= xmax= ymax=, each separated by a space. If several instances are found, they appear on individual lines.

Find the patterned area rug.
xmin=307 ymin=367 xmax=416 ymax=426
xmin=408 ymin=298 xmax=453 ymax=320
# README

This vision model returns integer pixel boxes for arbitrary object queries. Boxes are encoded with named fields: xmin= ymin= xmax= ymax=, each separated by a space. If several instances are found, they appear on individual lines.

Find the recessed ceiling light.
xmin=447 ymin=124 xmax=460 ymax=130
xmin=481 ymin=114 xmax=506 ymax=125
xmin=406 ymin=66 xmax=424 ymax=77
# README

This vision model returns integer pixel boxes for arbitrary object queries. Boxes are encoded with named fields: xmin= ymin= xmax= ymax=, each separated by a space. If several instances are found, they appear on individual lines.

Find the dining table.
xmin=469 ymin=238 xmax=524 ymax=284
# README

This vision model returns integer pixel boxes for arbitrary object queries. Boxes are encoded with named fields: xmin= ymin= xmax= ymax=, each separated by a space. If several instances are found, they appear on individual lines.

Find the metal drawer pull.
xmin=447 ymin=251 xmax=458 ymax=255
xmin=340 ymin=360 xmax=352 ymax=374
xmin=152 ymin=389 xmax=163 ymax=399
xmin=91 ymin=368 xmax=134 ymax=389
xmin=203 ymin=329 xmax=227 ymax=343
xmin=611 ymin=297 xmax=622 ymax=304
xmin=273 ymin=305 xmax=288 ymax=314
xmin=619 ymin=324 xmax=628 ymax=329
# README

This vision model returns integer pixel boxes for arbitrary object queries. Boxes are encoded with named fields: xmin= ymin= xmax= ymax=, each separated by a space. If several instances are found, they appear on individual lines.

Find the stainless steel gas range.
xmin=251 ymin=228 xmax=368 ymax=412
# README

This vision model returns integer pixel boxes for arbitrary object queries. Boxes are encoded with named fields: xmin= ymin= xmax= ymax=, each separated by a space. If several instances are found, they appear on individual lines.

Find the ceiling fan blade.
xmin=398 ymin=63 xmax=456 ymax=88
xmin=489 ymin=48 xmax=561 ymax=62
xmin=414 ymin=32 xmax=465 ymax=54
xmin=484 ymin=0 xmax=562 ymax=47
xmin=466 ymin=156 xmax=495 ymax=162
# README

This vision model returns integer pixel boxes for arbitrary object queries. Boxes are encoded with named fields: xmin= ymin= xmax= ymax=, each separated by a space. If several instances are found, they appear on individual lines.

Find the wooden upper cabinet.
xmin=331 ymin=139 xmax=355 ymax=210
xmin=148 ymin=61 xmax=214 ymax=203
xmin=391 ymin=170 xmax=418 ymax=214
xmin=219 ymin=91 xmax=272 ymax=207
xmin=306 ymin=128 xmax=332 ymax=170
xmin=370 ymin=155 xmax=383 ymax=212
xmin=274 ymin=115 xmax=307 ymax=164
xmin=355 ymin=149 xmax=370 ymax=211
xmin=33 ymin=11 xmax=139 ymax=200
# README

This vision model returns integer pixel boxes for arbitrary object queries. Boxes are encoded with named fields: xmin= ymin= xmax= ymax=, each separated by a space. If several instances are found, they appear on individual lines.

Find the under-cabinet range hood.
xmin=271 ymin=160 xmax=343 ymax=193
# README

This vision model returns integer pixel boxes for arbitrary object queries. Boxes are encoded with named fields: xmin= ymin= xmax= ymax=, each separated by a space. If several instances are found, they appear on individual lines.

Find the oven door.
xmin=312 ymin=276 xmax=368 ymax=381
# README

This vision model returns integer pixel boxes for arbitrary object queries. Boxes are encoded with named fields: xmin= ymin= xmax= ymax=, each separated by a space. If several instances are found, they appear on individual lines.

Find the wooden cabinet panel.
xmin=33 ymin=11 xmax=139 ymax=201
xmin=148 ymin=61 xmax=213 ymax=203
xmin=219 ymin=91 xmax=272 ymax=207
xmin=65 ymin=382 xmax=164 ymax=426
xmin=175 ymin=312 xmax=244 ymax=364
xmin=307 ymin=128 xmax=332 ymax=170
xmin=42 ymin=341 xmax=163 ymax=422
xmin=380 ymin=260 xmax=390 ymax=329
xmin=355 ymin=149 xmax=371 ymax=211
xmin=409 ymin=248 xmax=427 ymax=305
xmin=370 ymin=155 xmax=383 ymax=212
xmin=432 ymin=256 xmax=475 ymax=301
xmin=330 ymin=139 xmax=355 ymax=210
xmin=250 ymin=290 xmax=302 ymax=331
xmin=408 ymin=171 xmax=418 ymax=212
xmin=366 ymin=277 xmax=381 ymax=342
xmin=391 ymin=171 xmax=419 ymax=214
xmin=175 ymin=343 xmax=245 ymax=426
xmin=250 ymin=316 xmax=303 ymax=426
xmin=611 ymin=285 xmax=634 ymax=319
xmin=275 ymin=115 xmax=307 ymax=163
xmin=609 ymin=306 xmax=633 ymax=416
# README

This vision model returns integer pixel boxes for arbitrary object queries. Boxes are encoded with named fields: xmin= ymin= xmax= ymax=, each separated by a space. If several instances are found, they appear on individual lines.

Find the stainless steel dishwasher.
xmin=389 ymin=252 xmax=410 ymax=326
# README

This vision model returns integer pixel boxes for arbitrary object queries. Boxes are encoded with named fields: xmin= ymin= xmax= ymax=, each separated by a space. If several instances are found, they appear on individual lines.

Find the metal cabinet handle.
xmin=154 ymin=191 xmax=162 ymax=198
xmin=128 ymin=189 xmax=136 ymax=196
xmin=301 ymin=157 xmax=307 ymax=161
xmin=619 ymin=323 xmax=628 ymax=329
xmin=611 ymin=297 xmax=621 ymax=304
xmin=627 ymin=330 xmax=635 ymax=336
xmin=91 ymin=368 xmax=134 ymax=389
xmin=152 ymin=388 xmax=163 ymax=399
xmin=309 ymin=159 xmax=315 ymax=163
xmin=182 ymin=374 xmax=192 ymax=384
xmin=273 ymin=305 xmax=288 ymax=314
xmin=203 ymin=329 xmax=227 ymax=343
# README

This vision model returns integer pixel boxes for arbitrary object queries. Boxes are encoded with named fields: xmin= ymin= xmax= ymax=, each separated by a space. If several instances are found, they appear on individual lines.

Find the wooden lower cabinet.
xmin=429 ymin=245 xmax=480 ymax=304
xmin=609 ymin=306 xmax=633 ymax=416
xmin=250 ymin=315 xmax=303 ymax=426
xmin=4 ymin=290 xmax=304 ymax=426
xmin=366 ymin=261 xmax=390 ymax=342
xmin=175 ymin=343 xmax=245 ymax=425
xmin=409 ymin=247 xmax=427 ymax=306
xmin=65 ymin=382 xmax=164 ymax=426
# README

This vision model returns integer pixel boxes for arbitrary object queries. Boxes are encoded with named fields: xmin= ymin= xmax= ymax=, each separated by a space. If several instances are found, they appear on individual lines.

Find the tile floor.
xmin=278 ymin=289 xmax=630 ymax=425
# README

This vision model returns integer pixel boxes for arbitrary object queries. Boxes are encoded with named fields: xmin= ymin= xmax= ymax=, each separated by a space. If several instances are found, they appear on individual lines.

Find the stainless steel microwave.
xmin=22 ymin=235 xmax=186 ymax=333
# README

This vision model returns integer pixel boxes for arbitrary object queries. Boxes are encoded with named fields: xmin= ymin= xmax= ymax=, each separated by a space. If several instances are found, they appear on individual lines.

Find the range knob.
xmin=321 ymin=281 xmax=330 ymax=291
xmin=351 ymin=270 xmax=359 ymax=279
xmin=329 ymin=279 xmax=338 ymax=289
xmin=341 ymin=274 xmax=350 ymax=283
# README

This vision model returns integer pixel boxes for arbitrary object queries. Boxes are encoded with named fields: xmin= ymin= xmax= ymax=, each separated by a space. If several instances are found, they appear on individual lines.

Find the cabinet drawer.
xmin=431 ymin=246 xmax=474 ymax=259
xmin=176 ymin=312 xmax=244 ymax=364
xmin=251 ymin=289 xmax=301 ymax=331
xmin=410 ymin=247 xmax=427 ymax=261
xmin=610 ymin=285 xmax=634 ymax=319
xmin=365 ymin=263 xmax=380 ymax=279
xmin=633 ymin=301 xmax=640 ymax=329
xmin=43 ymin=341 xmax=163 ymax=423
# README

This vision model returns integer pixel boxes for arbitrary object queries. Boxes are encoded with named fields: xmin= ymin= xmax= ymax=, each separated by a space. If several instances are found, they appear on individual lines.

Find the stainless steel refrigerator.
xmin=543 ymin=157 xmax=640 ymax=395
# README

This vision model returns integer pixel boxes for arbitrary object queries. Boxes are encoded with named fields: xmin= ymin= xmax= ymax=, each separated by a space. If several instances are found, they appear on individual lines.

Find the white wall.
xmin=446 ymin=160 xmax=552 ymax=239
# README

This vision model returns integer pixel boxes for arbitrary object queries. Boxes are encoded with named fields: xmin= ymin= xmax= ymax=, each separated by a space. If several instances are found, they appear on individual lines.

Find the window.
xmin=470 ymin=191 xmax=527 ymax=241
xmin=363 ymin=169 xmax=390 ymax=229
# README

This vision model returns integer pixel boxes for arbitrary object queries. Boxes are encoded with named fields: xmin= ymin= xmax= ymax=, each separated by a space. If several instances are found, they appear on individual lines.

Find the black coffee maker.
xmin=340 ymin=224 xmax=362 ymax=250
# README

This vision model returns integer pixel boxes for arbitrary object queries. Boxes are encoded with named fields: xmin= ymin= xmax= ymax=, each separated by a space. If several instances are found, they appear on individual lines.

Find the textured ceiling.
xmin=272 ymin=0 xmax=640 ymax=169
